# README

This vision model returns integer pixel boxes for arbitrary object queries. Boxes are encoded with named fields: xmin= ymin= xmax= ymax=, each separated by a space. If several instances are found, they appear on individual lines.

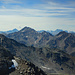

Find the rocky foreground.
xmin=0 ymin=45 xmax=46 ymax=75
xmin=9 ymin=56 xmax=46 ymax=75
xmin=0 ymin=34 xmax=75 ymax=75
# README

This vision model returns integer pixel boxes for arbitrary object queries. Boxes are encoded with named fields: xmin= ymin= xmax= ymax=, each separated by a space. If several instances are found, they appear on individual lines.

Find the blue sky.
xmin=0 ymin=0 xmax=75 ymax=31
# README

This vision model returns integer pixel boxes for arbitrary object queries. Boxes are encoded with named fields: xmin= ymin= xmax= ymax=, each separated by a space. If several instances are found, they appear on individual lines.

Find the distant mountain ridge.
xmin=0 ymin=28 xmax=18 ymax=34
xmin=47 ymin=29 xmax=66 ymax=35
xmin=38 ymin=29 xmax=68 ymax=35
xmin=0 ymin=28 xmax=75 ymax=36
xmin=38 ymin=29 xmax=75 ymax=35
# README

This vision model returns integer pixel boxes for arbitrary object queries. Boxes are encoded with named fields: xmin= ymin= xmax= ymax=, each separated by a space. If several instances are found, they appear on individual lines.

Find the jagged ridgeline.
xmin=0 ymin=34 xmax=75 ymax=75
xmin=6 ymin=27 xmax=75 ymax=57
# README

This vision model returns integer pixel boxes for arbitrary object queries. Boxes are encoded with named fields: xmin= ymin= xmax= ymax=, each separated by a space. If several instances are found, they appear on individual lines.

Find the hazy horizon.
xmin=0 ymin=0 xmax=75 ymax=31
xmin=0 ymin=26 xmax=74 ymax=33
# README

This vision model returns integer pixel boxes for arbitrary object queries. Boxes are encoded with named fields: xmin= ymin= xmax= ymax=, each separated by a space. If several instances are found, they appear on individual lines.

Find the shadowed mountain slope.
xmin=0 ymin=34 xmax=75 ymax=75
xmin=47 ymin=31 xmax=75 ymax=56
xmin=0 ymin=45 xmax=46 ymax=75
xmin=0 ymin=45 xmax=14 ymax=75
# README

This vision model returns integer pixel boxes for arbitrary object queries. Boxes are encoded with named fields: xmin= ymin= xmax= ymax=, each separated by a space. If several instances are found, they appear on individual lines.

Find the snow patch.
xmin=35 ymin=41 xmax=36 ymax=44
xmin=41 ymin=66 xmax=51 ymax=70
xmin=12 ymin=59 xmax=18 ymax=69
xmin=9 ymin=59 xmax=18 ymax=69
xmin=21 ymin=30 xmax=25 ymax=32
xmin=26 ymin=36 xmax=28 ymax=38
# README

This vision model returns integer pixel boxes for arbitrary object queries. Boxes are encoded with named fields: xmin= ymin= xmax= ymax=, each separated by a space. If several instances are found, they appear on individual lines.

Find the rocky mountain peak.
xmin=20 ymin=27 xmax=36 ymax=33
xmin=56 ymin=31 xmax=68 ymax=36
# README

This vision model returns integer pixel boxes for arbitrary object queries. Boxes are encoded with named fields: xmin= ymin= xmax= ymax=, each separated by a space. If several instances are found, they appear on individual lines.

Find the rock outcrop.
xmin=9 ymin=56 xmax=46 ymax=75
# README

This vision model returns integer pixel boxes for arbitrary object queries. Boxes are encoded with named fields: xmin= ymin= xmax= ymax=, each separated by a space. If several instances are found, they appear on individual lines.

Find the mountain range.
xmin=0 ymin=28 xmax=75 ymax=36
xmin=0 ymin=27 xmax=75 ymax=75
xmin=6 ymin=27 xmax=75 ymax=57
xmin=38 ymin=29 xmax=64 ymax=35
xmin=0 ymin=28 xmax=18 ymax=34
xmin=38 ymin=29 xmax=75 ymax=35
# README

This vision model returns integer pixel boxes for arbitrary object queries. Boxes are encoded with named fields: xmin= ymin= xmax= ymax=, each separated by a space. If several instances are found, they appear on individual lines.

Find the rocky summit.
xmin=9 ymin=56 xmax=46 ymax=75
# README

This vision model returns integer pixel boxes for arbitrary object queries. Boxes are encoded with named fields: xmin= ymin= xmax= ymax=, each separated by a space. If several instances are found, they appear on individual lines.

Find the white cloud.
xmin=0 ymin=0 xmax=22 ymax=4
xmin=65 ymin=1 xmax=75 ymax=7
xmin=0 ymin=15 xmax=75 ymax=31
xmin=0 ymin=8 xmax=69 ymax=17
xmin=31 ymin=0 xmax=75 ymax=18
xmin=0 ymin=0 xmax=75 ymax=31
xmin=0 ymin=0 xmax=74 ymax=17
xmin=45 ymin=7 xmax=73 ymax=10
xmin=36 ymin=0 xmax=74 ymax=10
xmin=1 ymin=6 xmax=6 ymax=9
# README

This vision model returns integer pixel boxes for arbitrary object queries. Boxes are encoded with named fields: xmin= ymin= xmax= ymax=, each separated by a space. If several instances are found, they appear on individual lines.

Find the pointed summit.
xmin=20 ymin=26 xmax=36 ymax=33
xmin=56 ymin=31 xmax=68 ymax=36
